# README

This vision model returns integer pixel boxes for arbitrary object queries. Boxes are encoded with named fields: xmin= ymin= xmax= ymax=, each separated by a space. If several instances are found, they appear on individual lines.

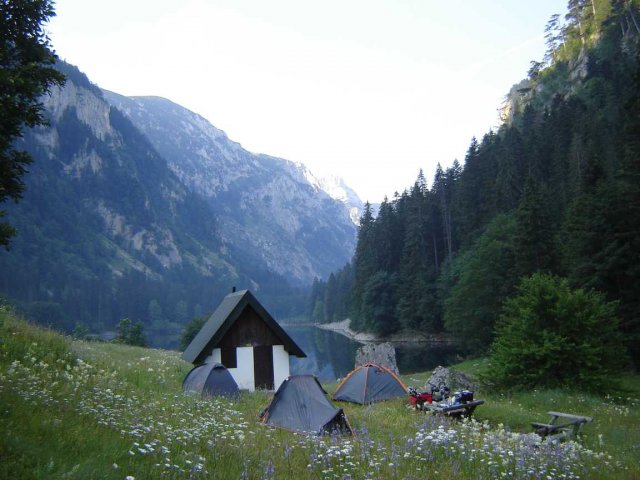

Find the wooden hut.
xmin=181 ymin=289 xmax=306 ymax=391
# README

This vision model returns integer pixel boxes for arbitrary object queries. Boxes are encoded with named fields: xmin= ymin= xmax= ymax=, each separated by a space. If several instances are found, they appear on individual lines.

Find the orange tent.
xmin=333 ymin=363 xmax=407 ymax=404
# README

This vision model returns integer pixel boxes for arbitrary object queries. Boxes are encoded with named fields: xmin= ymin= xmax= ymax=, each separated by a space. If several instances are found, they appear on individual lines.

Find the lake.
xmin=284 ymin=325 xmax=460 ymax=383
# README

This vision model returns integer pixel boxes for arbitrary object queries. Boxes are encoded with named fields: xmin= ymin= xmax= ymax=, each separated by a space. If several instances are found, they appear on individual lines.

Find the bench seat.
xmin=532 ymin=411 xmax=593 ymax=442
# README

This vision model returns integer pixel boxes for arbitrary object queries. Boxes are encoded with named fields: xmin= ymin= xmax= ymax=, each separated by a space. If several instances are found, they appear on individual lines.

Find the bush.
xmin=487 ymin=273 xmax=627 ymax=390
xmin=179 ymin=315 xmax=208 ymax=351
xmin=115 ymin=318 xmax=147 ymax=347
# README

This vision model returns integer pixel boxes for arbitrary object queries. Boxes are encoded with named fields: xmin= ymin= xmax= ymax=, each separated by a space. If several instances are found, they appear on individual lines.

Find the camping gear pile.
xmin=408 ymin=382 xmax=484 ymax=417
xmin=409 ymin=381 xmax=456 ymax=409
xmin=408 ymin=383 xmax=454 ymax=410
xmin=407 ymin=386 xmax=432 ymax=410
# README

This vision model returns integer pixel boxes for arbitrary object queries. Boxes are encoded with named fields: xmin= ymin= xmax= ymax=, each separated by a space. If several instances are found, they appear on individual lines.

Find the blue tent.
xmin=183 ymin=362 xmax=239 ymax=398
xmin=260 ymin=375 xmax=353 ymax=435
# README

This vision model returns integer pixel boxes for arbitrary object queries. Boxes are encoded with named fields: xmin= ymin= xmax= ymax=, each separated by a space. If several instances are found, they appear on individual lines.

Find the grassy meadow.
xmin=1 ymin=308 xmax=639 ymax=479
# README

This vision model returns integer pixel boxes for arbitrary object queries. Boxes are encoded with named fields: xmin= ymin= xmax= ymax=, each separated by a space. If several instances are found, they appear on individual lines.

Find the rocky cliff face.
xmin=102 ymin=91 xmax=359 ymax=282
xmin=28 ymin=78 xmax=225 ymax=279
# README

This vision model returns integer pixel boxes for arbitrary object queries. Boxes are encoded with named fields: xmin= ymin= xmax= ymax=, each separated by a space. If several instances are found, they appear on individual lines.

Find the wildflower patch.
xmin=0 ymin=332 xmax=630 ymax=479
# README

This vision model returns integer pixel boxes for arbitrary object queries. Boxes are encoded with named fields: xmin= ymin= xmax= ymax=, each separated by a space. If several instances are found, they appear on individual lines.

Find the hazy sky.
xmin=47 ymin=0 xmax=568 ymax=203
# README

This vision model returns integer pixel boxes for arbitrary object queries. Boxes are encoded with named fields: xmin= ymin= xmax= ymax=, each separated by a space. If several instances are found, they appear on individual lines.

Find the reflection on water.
xmin=286 ymin=326 xmax=357 ymax=383
xmin=395 ymin=343 xmax=460 ymax=376
xmin=284 ymin=325 xmax=459 ymax=383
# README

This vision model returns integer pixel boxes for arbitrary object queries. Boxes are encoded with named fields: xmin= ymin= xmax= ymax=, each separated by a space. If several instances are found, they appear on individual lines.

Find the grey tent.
xmin=260 ymin=375 xmax=353 ymax=435
xmin=333 ymin=363 xmax=407 ymax=404
xmin=183 ymin=362 xmax=240 ymax=398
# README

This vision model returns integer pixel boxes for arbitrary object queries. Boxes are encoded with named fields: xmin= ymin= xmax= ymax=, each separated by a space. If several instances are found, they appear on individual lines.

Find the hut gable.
xmin=181 ymin=289 xmax=306 ymax=365
xmin=218 ymin=305 xmax=282 ymax=348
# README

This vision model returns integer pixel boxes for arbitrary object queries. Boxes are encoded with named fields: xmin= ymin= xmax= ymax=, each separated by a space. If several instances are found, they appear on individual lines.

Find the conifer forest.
xmin=309 ymin=0 xmax=640 ymax=368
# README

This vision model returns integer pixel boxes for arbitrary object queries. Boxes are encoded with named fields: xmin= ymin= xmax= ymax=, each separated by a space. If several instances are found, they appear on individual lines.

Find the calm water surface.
xmin=284 ymin=325 xmax=459 ymax=383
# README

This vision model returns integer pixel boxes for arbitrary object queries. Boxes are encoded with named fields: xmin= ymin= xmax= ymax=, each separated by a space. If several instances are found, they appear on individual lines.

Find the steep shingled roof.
xmin=181 ymin=289 xmax=306 ymax=364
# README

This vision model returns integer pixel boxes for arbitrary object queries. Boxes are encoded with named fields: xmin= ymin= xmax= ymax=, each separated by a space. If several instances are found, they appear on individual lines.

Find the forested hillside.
xmin=310 ymin=0 xmax=640 ymax=365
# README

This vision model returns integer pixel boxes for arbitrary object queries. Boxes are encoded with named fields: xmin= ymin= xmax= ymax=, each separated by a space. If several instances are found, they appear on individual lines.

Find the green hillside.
xmin=2 ymin=308 xmax=638 ymax=479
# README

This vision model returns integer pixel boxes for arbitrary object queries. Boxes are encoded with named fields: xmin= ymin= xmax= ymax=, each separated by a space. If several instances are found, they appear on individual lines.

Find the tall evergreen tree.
xmin=513 ymin=177 xmax=557 ymax=278
xmin=433 ymin=162 xmax=460 ymax=262
xmin=332 ymin=262 xmax=354 ymax=323
xmin=323 ymin=273 xmax=338 ymax=322
xmin=350 ymin=202 xmax=376 ymax=330
xmin=1 ymin=0 xmax=65 ymax=246
xmin=360 ymin=270 xmax=398 ymax=336
xmin=308 ymin=278 xmax=325 ymax=321
xmin=396 ymin=179 xmax=440 ymax=331
xmin=454 ymin=135 xmax=500 ymax=246
xmin=444 ymin=214 xmax=519 ymax=353
xmin=495 ymin=127 xmax=523 ymax=212
xmin=454 ymin=138 xmax=481 ymax=246
xmin=373 ymin=197 xmax=401 ymax=273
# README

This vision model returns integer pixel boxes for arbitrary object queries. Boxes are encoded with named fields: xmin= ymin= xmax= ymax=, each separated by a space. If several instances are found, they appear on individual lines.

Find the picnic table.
xmin=531 ymin=411 xmax=593 ymax=443
xmin=421 ymin=399 xmax=485 ymax=417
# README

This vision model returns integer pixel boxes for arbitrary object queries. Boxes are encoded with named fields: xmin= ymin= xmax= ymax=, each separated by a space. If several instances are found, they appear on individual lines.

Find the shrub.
xmin=116 ymin=318 xmax=147 ymax=347
xmin=488 ymin=273 xmax=627 ymax=390
xmin=179 ymin=315 xmax=207 ymax=351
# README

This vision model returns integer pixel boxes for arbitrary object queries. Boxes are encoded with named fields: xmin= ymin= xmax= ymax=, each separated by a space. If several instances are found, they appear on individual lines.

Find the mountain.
xmin=101 ymin=91 xmax=359 ymax=283
xmin=0 ymin=61 xmax=359 ymax=346
xmin=316 ymin=174 xmax=364 ymax=225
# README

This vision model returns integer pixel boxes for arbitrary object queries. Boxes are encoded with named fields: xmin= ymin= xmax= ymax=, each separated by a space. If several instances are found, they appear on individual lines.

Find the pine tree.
xmin=351 ymin=202 xmax=376 ymax=330
xmin=454 ymin=135 xmax=500 ymax=245
xmin=116 ymin=318 xmax=132 ymax=344
xmin=324 ymin=273 xmax=338 ymax=322
xmin=513 ymin=177 xmax=556 ymax=278
xmin=396 ymin=179 xmax=440 ymax=331
xmin=433 ymin=162 xmax=460 ymax=262
xmin=495 ymin=128 xmax=523 ymax=212
xmin=0 ymin=0 xmax=65 ymax=246
xmin=489 ymin=273 xmax=626 ymax=390
xmin=360 ymin=271 xmax=398 ymax=336
xmin=333 ymin=262 xmax=354 ymax=322
xmin=180 ymin=315 xmax=207 ymax=350
xmin=444 ymin=214 xmax=518 ymax=353
xmin=308 ymin=278 xmax=325 ymax=321
xmin=453 ymin=138 xmax=481 ymax=245
xmin=128 ymin=321 xmax=147 ymax=347
xmin=373 ymin=197 xmax=401 ymax=273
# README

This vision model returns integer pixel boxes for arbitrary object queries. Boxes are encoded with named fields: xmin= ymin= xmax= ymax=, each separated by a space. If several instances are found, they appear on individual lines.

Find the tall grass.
xmin=1 ymin=308 xmax=638 ymax=479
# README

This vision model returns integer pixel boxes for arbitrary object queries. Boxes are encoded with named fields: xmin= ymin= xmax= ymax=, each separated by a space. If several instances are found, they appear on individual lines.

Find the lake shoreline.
xmin=313 ymin=319 xmax=456 ymax=345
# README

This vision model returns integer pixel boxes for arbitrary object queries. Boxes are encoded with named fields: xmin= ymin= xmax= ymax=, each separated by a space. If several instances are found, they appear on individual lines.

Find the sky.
xmin=47 ymin=0 xmax=569 ymax=204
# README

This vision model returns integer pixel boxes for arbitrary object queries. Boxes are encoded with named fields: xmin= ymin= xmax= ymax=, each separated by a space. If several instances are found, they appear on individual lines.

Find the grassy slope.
xmin=1 ymin=309 xmax=638 ymax=479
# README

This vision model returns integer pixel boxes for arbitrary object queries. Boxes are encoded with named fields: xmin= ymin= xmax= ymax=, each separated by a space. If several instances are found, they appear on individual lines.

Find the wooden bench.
xmin=422 ymin=399 xmax=485 ymax=418
xmin=531 ymin=411 xmax=593 ymax=443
